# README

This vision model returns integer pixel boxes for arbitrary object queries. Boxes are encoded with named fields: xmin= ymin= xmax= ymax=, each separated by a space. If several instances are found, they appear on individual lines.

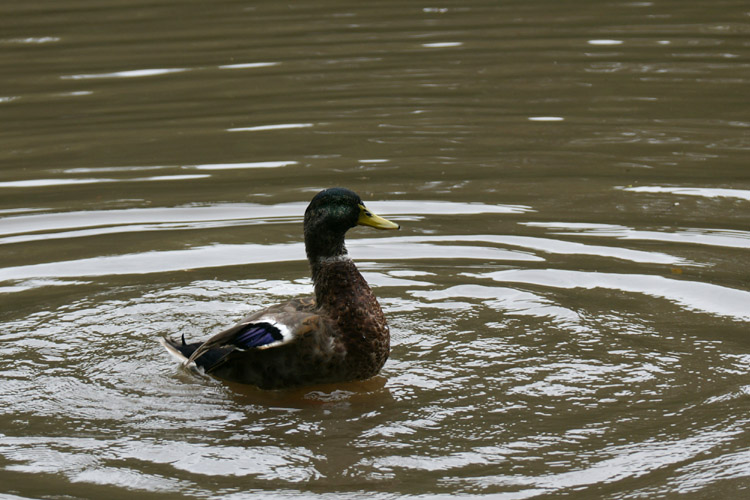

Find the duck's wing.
xmin=185 ymin=297 xmax=319 ymax=366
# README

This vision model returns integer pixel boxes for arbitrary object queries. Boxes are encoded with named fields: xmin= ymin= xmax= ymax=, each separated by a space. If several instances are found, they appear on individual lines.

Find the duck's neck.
xmin=304 ymin=223 xmax=372 ymax=308
xmin=304 ymin=221 xmax=347 ymax=266
xmin=309 ymin=254 xmax=356 ymax=303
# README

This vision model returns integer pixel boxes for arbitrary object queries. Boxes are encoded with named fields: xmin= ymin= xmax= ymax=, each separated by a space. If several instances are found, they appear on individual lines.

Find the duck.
xmin=160 ymin=187 xmax=400 ymax=390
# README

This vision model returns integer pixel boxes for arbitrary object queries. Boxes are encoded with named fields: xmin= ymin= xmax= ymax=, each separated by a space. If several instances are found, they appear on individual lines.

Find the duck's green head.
xmin=304 ymin=187 xmax=399 ymax=261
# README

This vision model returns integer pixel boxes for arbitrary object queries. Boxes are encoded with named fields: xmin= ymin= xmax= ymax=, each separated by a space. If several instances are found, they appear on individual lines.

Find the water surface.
xmin=2 ymin=0 xmax=750 ymax=498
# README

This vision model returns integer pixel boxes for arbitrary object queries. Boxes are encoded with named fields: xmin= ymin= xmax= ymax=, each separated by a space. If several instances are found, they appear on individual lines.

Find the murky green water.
xmin=2 ymin=0 xmax=750 ymax=498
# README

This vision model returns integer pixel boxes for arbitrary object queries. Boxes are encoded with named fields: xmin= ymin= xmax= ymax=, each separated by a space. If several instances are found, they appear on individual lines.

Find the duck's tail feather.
xmin=159 ymin=335 xmax=193 ymax=363
xmin=159 ymin=335 xmax=234 ymax=374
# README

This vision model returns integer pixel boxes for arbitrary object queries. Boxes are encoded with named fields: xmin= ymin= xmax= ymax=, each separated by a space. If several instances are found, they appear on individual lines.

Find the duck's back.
xmin=207 ymin=316 xmax=345 ymax=389
xmin=210 ymin=261 xmax=390 ymax=389
xmin=167 ymin=269 xmax=390 ymax=390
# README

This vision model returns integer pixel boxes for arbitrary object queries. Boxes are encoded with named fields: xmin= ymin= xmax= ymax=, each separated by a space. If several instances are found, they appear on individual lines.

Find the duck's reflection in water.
xmin=223 ymin=375 xmax=393 ymax=410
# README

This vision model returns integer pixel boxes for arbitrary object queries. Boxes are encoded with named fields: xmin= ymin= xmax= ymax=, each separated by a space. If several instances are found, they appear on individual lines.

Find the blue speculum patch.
xmin=233 ymin=322 xmax=284 ymax=349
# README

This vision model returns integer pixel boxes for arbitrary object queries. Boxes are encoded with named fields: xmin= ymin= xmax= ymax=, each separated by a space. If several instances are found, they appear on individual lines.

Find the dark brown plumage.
xmin=160 ymin=187 xmax=400 ymax=390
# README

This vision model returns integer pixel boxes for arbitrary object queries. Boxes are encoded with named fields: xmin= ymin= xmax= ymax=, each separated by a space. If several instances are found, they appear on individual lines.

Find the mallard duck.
xmin=160 ymin=187 xmax=400 ymax=389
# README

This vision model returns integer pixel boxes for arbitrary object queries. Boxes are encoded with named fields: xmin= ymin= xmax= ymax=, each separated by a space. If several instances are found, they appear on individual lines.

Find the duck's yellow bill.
xmin=357 ymin=204 xmax=400 ymax=230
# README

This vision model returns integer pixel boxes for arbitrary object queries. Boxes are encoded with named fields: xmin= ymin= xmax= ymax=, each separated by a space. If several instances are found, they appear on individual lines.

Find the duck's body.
xmin=161 ymin=187 xmax=399 ymax=390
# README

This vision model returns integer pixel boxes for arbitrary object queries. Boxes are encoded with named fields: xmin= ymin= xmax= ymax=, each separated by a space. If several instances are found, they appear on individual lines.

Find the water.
xmin=2 ymin=0 xmax=750 ymax=497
